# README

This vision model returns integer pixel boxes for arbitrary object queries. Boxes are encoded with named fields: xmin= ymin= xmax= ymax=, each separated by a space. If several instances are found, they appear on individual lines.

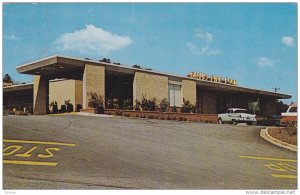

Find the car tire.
xmin=218 ymin=118 xmax=223 ymax=124
xmin=232 ymin=119 xmax=237 ymax=125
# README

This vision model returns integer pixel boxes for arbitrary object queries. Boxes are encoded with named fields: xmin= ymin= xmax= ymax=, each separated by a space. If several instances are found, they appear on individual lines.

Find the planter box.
xmin=104 ymin=109 xmax=218 ymax=123
xmin=80 ymin=108 xmax=97 ymax=114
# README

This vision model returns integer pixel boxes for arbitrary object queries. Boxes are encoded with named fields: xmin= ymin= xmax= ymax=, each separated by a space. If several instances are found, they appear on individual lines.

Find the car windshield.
xmin=234 ymin=110 xmax=249 ymax=114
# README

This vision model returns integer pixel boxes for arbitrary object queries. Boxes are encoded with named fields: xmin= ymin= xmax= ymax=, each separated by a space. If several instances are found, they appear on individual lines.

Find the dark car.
xmin=257 ymin=115 xmax=281 ymax=126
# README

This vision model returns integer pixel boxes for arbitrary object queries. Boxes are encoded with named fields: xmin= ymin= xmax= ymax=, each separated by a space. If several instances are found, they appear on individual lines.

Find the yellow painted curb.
xmin=260 ymin=128 xmax=297 ymax=152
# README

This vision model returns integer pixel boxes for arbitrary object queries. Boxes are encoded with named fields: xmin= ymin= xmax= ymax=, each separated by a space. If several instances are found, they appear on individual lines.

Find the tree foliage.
xmin=3 ymin=74 xmax=12 ymax=83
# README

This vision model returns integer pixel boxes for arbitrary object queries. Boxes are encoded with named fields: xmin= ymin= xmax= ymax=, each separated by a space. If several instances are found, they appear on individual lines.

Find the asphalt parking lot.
xmin=3 ymin=115 xmax=297 ymax=189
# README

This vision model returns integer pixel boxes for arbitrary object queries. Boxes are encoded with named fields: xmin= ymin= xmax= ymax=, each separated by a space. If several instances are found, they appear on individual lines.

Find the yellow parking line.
xmin=3 ymin=160 xmax=58 ymax=166
xmin=271 ymin=174 xmax=297 ymax=179
xmin=239 ymin=155 xmax=296 ymax=162
xmin=3 ymin=139 xmax=76 ymax=147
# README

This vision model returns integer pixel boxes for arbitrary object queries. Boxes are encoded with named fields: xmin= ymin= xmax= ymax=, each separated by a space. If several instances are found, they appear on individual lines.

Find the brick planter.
xmin=104 ymin=109 xmax=218 ymax=123
xmin=80 ymin=108 xmax=97 ymax=114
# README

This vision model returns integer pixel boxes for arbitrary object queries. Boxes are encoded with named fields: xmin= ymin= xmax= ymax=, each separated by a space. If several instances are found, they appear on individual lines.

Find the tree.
xmin=275 ymin=100 xmax=289 ymax=115
xmin=100 ymin=58 xmax=111 ymax=63
xmin=3 ymin=74 xmax=12 ymax=83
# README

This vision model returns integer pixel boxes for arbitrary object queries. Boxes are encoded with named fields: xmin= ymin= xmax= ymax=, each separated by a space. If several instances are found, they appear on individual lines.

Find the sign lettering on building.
xmin=187 ymin=72 xmax=238 ymax=86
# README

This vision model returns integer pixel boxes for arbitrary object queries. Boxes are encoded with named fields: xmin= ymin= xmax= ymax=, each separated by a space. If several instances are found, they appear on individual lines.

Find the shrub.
xmin=65 ymin=100 xmax=74 ymax=112
xmin=192 ymin=100 xmax=201 ymax=113
xmin=286 ymin=121 xmax=297 ymax=135
xmin=159 ymin=98 xmax=169 ymax=112
xmin=134 ymin=100 xmax=141 ymax=111
xmin=148 ymin=98 xmax=158 ymax=111
xmin=123 ymin=99 xmax=133 ymax=110
xmin=106 ymin=98 xmax=120 ymax=109
xmin=76 ymin=104 xmax=82 ymax=112
xmin=140 ymin=94 xmax=157 ymax=111
xmin=172 ymin=106 xmax=177 ymax=112
xmin=50 ymin=101 xmax=58 ymax=114
xmin=180 ymin=98 xmax=195 ymax=113
xmin=88 ymin=92 xmax=104 ymax=108
xmin=60 ymin=105 xmax=66 ymax=113
xmin=66 ymin=103 xmax=74 ymax=112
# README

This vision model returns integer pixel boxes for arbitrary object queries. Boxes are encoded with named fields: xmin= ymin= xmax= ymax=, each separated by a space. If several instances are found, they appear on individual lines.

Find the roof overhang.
xmin=16 ymin=55 xmax=292 ymax=99
xmin=194 ymin=79 xmax=291 ymax=99
xmin=3 ymin=83 xmax=33 ymax=92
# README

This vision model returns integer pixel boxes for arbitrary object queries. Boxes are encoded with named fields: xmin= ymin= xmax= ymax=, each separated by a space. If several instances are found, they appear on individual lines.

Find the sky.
xmin=3 ymin=3 xmax=298 ymax=103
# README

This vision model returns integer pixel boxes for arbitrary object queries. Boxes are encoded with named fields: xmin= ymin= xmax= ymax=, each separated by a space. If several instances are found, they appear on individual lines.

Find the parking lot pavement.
xmin=3 ymin=115 xmax=297 ymax=189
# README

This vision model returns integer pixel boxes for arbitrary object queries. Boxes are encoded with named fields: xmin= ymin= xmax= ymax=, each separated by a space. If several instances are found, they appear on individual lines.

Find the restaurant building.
xmin=3 ymin=55 xmax=291 ymax=115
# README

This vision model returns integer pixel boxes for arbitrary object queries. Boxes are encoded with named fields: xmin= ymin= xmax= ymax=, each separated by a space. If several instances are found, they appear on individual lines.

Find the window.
xmin=169 ymin=84 xmax=181 ymax=107
xmin=234 ymin=109 xmax=249 ymax=114
xmin=289 ymin=106 xmax=297 ymax=113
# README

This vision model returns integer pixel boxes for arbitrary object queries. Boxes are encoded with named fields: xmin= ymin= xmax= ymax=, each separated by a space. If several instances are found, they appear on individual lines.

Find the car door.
xmin=224 ymin=109 xmax=231 ymax=122
xmin=230 ymin=110 xmax=240 ymax=120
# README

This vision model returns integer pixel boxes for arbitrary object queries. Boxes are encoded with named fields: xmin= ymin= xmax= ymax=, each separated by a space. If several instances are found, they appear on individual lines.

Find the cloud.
xmin=195 ymin=31 xmax=213 ymax=43
xmin=4 ymin=34 xmax=20 ymax=40
xmin=256 ymin=57 xmax=275 ymax=67
xmin=54 ymin=25 xmax=133 ymax=55
xmin=186 ymin=42 xmax=222 ymax=56
xmin=281 ymin=36 xmax=295 ymax=47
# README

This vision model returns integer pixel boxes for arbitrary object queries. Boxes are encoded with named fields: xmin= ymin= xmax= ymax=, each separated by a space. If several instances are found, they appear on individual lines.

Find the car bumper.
xmin=237 ymin=118 xmax=256 ymax=122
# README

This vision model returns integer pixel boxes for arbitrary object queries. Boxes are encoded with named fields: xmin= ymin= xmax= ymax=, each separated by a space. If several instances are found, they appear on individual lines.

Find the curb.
xmin=260 ymin=128 xmax=297 ymax=152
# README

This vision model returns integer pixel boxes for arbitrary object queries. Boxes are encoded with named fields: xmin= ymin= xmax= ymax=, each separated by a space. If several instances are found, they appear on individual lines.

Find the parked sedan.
xmin=218 ymin=108 xmax=256 ymax=125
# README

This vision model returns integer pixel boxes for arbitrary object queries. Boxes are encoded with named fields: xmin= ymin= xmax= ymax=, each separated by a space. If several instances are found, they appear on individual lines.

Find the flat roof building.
xmin=4 ymin=55 xmax=291 ymax=115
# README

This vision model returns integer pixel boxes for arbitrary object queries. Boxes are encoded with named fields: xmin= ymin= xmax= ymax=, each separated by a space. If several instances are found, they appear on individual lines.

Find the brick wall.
xmin=49 ymin=80 xmax=76 ymax=108
xmin=182 ymin=79 xmax=196 ymax=104
xmin=75 ymin=80 xmax=83 ymax=107
xmin=83 ymin=64 xmax=105 ymax=108
xmin=133 ymin=71 xmax=168 ymax=103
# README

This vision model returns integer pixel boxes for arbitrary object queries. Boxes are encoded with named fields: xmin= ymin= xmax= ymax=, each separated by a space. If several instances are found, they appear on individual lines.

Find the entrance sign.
xmin=187 ymin=72 xmax=238 ymax=86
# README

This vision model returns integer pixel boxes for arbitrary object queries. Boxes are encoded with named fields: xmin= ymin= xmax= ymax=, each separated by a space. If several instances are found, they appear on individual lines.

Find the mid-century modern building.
xmin=3 ymin=55 xmax=291 ymax=115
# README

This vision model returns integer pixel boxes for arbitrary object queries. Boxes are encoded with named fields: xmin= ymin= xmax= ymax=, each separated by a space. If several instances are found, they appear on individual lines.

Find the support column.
xmin=82 ymin=64 xmax=105 ymax=109
xmin=33 ymin=75 xmax=49 ymax=115
xmin=182 ymin=79 xmax=196 ymax=104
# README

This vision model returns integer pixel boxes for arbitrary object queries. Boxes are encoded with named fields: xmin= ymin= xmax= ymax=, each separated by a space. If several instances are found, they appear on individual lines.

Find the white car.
xmin=218 ymin=108 xmax=256 ymax=125
xmin=281 ymin=104 xmax=297 ymax=125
